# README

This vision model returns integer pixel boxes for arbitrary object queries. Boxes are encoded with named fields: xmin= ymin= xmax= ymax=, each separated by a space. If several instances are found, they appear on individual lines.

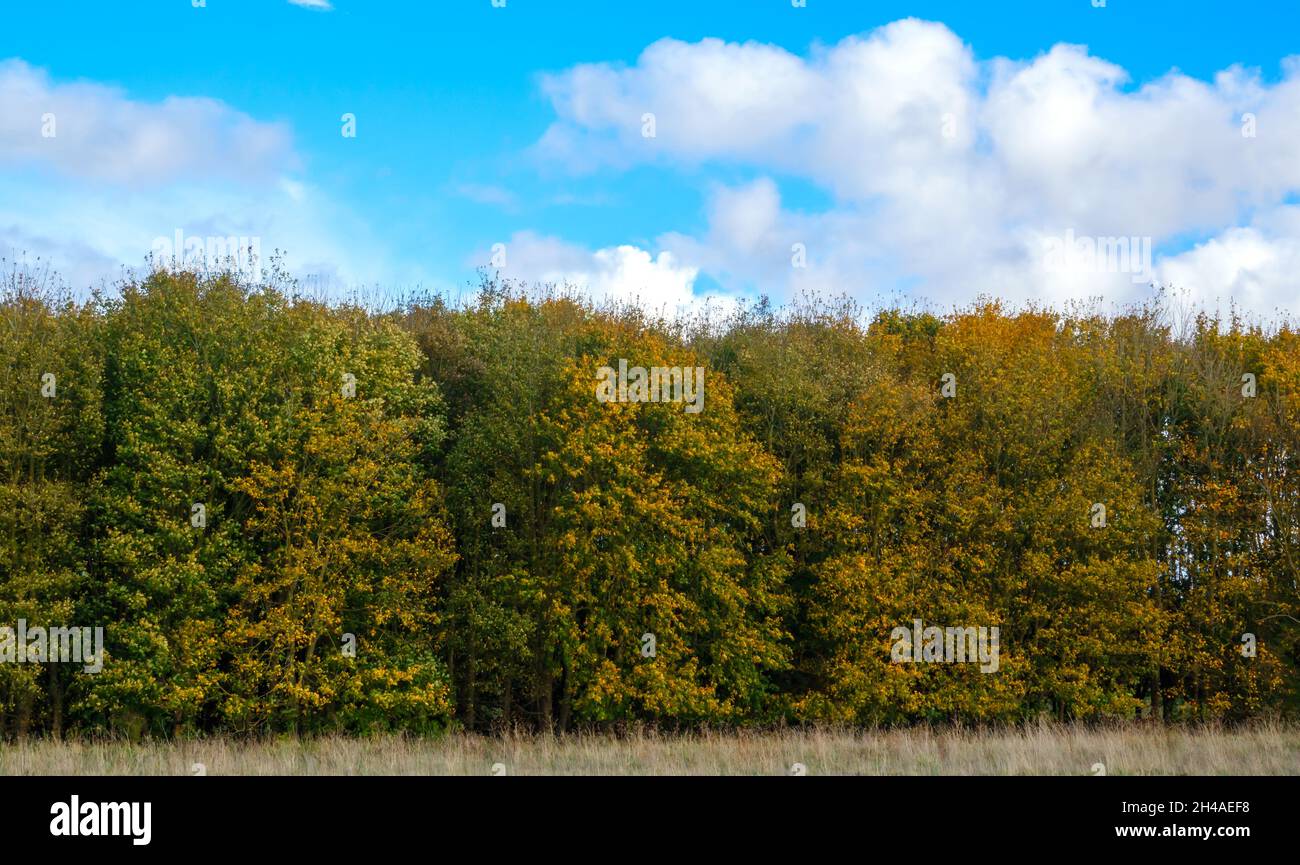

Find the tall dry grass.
xmin=2 ymin=721 xmax=1297 ymax=775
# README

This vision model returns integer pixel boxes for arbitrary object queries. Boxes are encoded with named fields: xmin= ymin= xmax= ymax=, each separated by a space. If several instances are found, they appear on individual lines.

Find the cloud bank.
xmin=526 ymin=20 xmax=1300 ymax=316
xmin=0 ymin=58 xmax=389 ymax=292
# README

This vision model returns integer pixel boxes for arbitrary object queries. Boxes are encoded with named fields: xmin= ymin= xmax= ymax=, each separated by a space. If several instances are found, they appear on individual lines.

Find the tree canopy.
xmin=1 ymin=268 xmax=1296 ymax=737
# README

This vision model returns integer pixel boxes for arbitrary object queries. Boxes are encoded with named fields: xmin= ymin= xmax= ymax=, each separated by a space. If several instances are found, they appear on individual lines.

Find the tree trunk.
xmin=49 ymin=664 xmax=63 ymax=739
xmin=538 ymin=668 xmax=553 ymax=733
xmin=558 ymin=655 xmax=572 ymax=733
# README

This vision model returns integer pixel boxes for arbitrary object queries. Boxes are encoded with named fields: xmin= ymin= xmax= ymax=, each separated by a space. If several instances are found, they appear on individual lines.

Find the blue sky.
xmin=4 ymin=0 xmax=1300 ymax=315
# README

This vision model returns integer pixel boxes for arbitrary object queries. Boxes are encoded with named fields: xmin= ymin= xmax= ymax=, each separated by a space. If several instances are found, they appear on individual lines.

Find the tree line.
xmin=2 ymin=266 xmax=1297 ymax=738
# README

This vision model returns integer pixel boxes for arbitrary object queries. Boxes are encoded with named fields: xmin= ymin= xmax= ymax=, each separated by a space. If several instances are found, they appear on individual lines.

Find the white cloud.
xmin=288 ymin=0 xmax=333 ymax=10
xmin=1156 ymin=207 xmax=1300 ymax=318
xmin=471 ymin=230 xmax=719 ymax=316
xmin=658 ymin=178 xmax=950 ymax=307
xmin=537 ymin=20 xmax=1300 ymax=316
xmin=0 ymin=59 xmax=295 ymax=186
xmin=0 ymin=172 xmax=398 ymax=294
xmin=0 ymin=58 xmax=410 ymax=295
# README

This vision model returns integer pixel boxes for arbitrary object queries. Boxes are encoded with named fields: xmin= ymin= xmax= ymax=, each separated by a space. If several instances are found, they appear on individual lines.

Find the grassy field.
xmin=2 ymin=722 xmax=1297 ymax=775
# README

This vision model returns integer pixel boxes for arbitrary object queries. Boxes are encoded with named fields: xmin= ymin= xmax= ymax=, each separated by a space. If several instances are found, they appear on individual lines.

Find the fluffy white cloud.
xmin=472 ymin=230 xmax=719 ymax=316
xmin=288 ymin=0 xmax=333 ymax=10
xmin=0 ymin=58 xmax=409 ymax=295
xmin=1156 ymin=207 xmax=1300 ymax=318
xmin=537 ymin=20 xmax=1300 ymax=316
xmin=0 ymin=59 xmax=295 ymax=186
xmin=657 ymin=179 xmax=881 ymax=299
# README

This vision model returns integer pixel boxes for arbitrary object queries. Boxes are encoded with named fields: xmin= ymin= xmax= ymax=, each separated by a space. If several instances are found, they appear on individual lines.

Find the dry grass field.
xmin=2 ymin=722 xmax=1297 ymax=775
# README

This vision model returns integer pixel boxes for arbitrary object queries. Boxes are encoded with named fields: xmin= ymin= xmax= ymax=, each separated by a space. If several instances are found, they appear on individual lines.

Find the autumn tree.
xmin=409 ymin=284 xmax=791 ymax=730
xmin=0 ymin=269 xmax=103 ymax=737
xmin=81 ymin=269 xmax=456 ymax=736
